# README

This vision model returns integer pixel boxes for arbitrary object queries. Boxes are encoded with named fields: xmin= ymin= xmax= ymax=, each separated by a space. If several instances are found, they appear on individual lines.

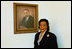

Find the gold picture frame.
xmin=13 ymin=3 xmax=38 ymax=34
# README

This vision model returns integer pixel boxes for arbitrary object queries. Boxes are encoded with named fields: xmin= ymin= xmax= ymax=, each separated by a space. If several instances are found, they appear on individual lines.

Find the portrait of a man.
xmin=14 ymin=3 xmax=38 ymax=33
xmin=19 ymin=9 xmax=34 ymax=29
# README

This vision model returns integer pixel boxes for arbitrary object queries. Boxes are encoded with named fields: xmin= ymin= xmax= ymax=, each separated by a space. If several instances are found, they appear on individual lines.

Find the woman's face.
xmin=40 ymin=21 xmax=47 ymax=32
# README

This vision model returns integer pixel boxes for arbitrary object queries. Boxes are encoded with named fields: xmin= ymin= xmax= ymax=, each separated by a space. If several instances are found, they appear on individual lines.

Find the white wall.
xmin=1 ymin=1 xmax=71 ymax=48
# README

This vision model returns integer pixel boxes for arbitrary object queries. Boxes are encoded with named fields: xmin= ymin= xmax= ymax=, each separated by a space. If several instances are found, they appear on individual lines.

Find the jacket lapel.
xmin=39 ymin=31 xmax=47 ymax=45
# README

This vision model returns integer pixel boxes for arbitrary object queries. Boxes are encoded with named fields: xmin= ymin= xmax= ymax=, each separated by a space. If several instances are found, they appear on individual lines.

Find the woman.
xmin=34 ymin=19 xmax=58 ymax=48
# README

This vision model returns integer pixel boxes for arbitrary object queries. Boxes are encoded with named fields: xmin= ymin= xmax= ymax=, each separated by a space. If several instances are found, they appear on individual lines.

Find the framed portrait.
xmin=13 ymin=3 xmax=38 ymax=34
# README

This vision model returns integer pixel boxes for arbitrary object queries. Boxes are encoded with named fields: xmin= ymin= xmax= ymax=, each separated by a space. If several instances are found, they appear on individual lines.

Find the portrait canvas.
xmin=13 ymin=3 xmax=38 ymax=34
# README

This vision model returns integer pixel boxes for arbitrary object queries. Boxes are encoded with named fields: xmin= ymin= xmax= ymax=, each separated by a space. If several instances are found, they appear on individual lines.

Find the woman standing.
xmin=34 ymin=19 xmax=58 ymax=48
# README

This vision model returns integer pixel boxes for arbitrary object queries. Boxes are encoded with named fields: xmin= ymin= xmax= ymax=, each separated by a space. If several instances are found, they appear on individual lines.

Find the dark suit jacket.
xmin=19 ymin=16 xmax=34 ymax=28
xmin=34 ymin=31 xmax=58 ymax=48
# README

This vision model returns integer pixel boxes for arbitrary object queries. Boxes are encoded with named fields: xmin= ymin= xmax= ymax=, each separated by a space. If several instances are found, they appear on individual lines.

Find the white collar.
xmin=38 ymin=30 xmax=47 ymax=45
xmin=25 ymin=16 xmax=29 ymax=22
xmin=39 ymin=29 xmax=47 ymax=40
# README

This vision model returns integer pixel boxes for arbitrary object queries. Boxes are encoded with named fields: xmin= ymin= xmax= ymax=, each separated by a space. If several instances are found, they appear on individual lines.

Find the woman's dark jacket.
xmin=34 ymin=31 xmax=58 ymax=48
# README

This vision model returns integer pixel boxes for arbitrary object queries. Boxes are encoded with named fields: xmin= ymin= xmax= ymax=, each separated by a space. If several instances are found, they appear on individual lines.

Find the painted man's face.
xmin=24 ymin=10 xmax=30 ymax=17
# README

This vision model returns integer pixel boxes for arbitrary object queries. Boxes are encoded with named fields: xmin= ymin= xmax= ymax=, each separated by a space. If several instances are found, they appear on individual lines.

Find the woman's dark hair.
xmin=39 ymin=19 xmax=50 ymax=31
